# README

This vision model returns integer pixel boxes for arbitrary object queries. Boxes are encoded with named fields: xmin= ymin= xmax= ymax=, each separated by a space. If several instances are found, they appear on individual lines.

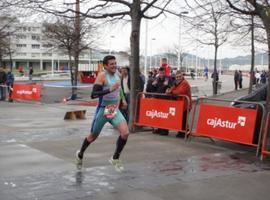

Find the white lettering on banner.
xmin=206 ymin=116 xmax=246 ymax=129
xmin=146 ymin=107 xmax=176 ymax=119
xmin=16 ymin=87 xmax=38 ymax=95
xmin=32 ymin=88 xmax=37 ymax=93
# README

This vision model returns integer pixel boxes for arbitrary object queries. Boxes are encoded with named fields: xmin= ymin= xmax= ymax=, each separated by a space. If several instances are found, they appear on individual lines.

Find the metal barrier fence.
xmin=261 ymin=112 xmax=270 ymax=160
xmin=134 ymin=92 xmax=191 ymax=138
xmin=189 ymin=97 xmax=266 ymax=157
xmin=2 ymin=82 xmax=93 ymax=104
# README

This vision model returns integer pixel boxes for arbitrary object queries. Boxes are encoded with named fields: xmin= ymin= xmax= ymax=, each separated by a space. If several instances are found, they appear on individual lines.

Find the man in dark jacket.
xmin=6 ymin=70 xmax=14 ymax=102
xmin=0 ymin=68 xmax=7 ymax=100
xmin=146 ymin=67 xmax=173 ymax=135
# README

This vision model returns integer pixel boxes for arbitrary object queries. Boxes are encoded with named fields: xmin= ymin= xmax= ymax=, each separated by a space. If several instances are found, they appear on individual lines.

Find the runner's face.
xmin=106 ymin=59 xmax=117 ymax=73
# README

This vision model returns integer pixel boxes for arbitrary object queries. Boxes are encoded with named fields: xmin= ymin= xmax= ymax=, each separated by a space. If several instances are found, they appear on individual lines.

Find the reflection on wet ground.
xmin=1 ymin=152 xmax=269 ymax=200
xmin=0 ymin=125 xmax=116 ymax=143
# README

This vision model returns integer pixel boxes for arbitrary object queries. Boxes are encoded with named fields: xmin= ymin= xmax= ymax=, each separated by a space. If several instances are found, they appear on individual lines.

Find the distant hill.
xmin=141 ymin=52 xmax=268 ymax=70
xmin=184 ymin=52 xmax=268 ymax=69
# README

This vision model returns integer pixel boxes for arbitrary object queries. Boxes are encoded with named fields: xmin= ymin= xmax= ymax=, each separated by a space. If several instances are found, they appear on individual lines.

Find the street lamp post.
xmin=109 ymin=35 xmax=115 ymax=54
xmin=150 ymin=38 xmax=156 ymax=71
xmin=178 ymin=11 xmax=188 ymax=70
xmin=144 ymin=19 xmax=148 ymax=78
xmin=195 ymin=23 xmax=204 ymax=79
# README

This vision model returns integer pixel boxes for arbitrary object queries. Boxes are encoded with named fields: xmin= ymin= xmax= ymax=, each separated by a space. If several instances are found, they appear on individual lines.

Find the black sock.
xmin=79 ymin=138 xmax=90 ymax=159
xmin=113 ymin=136 xmax=127 ymax=159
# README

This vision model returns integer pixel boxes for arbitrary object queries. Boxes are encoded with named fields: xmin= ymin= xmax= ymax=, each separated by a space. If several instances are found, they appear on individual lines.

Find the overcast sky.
xmin=100 ymin=13 xmax=267 ymax=59
xmin=22 ymin=0 xmax=268 ymax=59
xmin=96 ymin=0 xmax=268 ymax=60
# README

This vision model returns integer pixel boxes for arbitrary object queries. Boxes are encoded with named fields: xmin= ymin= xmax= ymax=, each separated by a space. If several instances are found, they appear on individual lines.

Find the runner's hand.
xmin=110 ymin=81 xmax=120 ymax=92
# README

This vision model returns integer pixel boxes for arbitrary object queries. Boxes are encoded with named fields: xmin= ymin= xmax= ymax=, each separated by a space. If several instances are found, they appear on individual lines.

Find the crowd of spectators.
xmin=0 ymin=67 xmax=14 ymax=102
xmin=145 ymin=58 xmax=192 ymax=137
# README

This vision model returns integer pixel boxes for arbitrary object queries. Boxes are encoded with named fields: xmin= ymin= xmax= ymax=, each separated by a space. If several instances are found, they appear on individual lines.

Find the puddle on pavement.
xmin=153 ymin=152 xmax=270 ymax=176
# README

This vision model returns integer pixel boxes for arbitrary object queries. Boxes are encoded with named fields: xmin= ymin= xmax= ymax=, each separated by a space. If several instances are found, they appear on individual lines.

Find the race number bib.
xmin=104 ymin=105 xmax=117 ymax=119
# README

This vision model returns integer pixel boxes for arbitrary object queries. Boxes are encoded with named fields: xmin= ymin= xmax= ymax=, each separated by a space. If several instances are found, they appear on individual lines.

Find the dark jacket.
xmin=147 ymin=76 xmax=172 ymax=93
xmin=121 ymin=73 xmax=145 ymax=94
xmin=211 ymin=72 xmax=219 ymax=82
xmin=6 ymin=72 xmax=14 ymax=85
xmin=0 ymin=71 xmax=7 ymax=84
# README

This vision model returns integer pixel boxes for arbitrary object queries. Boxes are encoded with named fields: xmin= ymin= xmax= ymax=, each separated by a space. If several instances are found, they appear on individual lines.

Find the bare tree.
xmin=0 ymin=16 xmax=18 ymax=69
xmin=25 ymin=0 xmax=174 ymax=130
xmin=43 ymin=16 xmax=97 ymax=99
xmin=185 ymin=0 xmax=234 ymax=95
xmin=0 ymin=0 xmax=26 ymax=11
xmin=230 ymin=13 xmax=267 ymax=94
xmin=225 ymin=0 xmax=270 ymax=120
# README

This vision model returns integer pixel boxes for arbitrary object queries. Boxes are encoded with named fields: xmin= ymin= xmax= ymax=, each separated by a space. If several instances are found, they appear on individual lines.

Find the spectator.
xmin=18 ymin=66 xmax=24 ymax=77
xmin=239 ymin=70 xmax=243 ymax=89
xmin=161 ymin=58 xmax=171 ymax=77
xmin=190 ymin=69 xmax=195 ymax=80
xmin=255 ymin=71 xmax=261 ymax=85
xmin=146 ymin=71 xmax=155 ymax=93
xmin=203 ymin=66 xmax=209 ymax=81
xmin=211 ymin=71 xmax=219 ymax=93
xmin=120 ymin=67 xmax=130 ymax=122
xmin=29 ymin=66 xmax=34 ymax=81
xmin=260 ymin=70 xmax=267 ymax=84
xmin=0 ymin=67 xmax=7 ymax=101
xmin=139 ymin=71 xmax=145 ymax=92
xmin=250 ymin=71 xmax=256 ymax=85
xmin=152 ymin=68 xmax=158 ymax=78
xmin=6 ymin=70 xmax=14 ymax=102
xmin=147 ymin=67 xmax=173 ymax=135
xmin=234 ymin=70 xmax=239 ymax=90
xmin=166 ymin=71 xmax=192 ymax=138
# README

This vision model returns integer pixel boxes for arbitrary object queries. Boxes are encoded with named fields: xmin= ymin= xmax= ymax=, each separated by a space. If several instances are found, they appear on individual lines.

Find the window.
xmin=32 ymin=27 xmax=39 ymax=32
xmin=32 ymin=44 xmax=40 ymax=49
xmin=16 ymin=44 xmax=27 ymax=48
xmin=42 ymin=44 xmax=53 ymax=48
xmin=31 ymin=53 xmax=40 ymax=57
xmin=42 ymin=53 xmax=52 ymax=57
xmin=16 ymin=34 xmax=27 ymax=39
xmin=16 ymin=53 xmax=27 ymax=56
xmin=32 ymin=35 xmax=40 ymax=41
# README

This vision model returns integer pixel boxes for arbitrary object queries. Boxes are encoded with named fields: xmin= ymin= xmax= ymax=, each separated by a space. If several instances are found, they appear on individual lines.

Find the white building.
xmin=1 ymin=17 xmax=134 ymax=74
xmin=1 ymin=18 xmax=104 ymax=73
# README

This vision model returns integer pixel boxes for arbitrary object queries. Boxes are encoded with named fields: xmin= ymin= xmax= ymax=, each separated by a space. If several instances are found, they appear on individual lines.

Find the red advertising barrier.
xmin=80 ymin=75 xmax=96 ymax=84
xmin=135 ymin=94 xmax=187 ymax=131
xmin=261 ymin=112 xmax=270 ymax=159
xmin=195 ymin=103 xmax=258 ymax=146
xmin=12 ymin=83 xmax=42 ymax=101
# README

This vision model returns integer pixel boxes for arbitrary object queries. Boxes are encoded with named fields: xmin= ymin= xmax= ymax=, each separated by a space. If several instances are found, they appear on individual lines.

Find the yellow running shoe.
xmin=109 ymin=157 xmax=125 ymax=173
xmin=75 ymin=150 xmax=83 ymax=170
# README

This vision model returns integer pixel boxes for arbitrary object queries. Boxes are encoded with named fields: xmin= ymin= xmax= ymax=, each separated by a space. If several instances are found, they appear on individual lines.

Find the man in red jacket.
xmin=161 ymin=58 xmax=171 ymax=77
xmin=166 ymin=70 xmax=192 ymax=138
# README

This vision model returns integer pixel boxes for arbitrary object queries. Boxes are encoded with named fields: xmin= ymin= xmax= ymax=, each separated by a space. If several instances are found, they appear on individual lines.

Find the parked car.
xmin=232 ymin=84 xmax=267 ymax=108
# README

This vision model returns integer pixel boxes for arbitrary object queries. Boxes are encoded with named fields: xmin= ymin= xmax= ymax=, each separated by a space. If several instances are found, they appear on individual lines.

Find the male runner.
xmin=75 ymin=55 xmax=129 ymax=172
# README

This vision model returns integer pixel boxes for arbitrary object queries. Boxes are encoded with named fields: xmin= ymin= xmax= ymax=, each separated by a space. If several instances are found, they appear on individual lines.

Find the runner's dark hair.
xmin=103 ymin=55 xmax=116 ymax=65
